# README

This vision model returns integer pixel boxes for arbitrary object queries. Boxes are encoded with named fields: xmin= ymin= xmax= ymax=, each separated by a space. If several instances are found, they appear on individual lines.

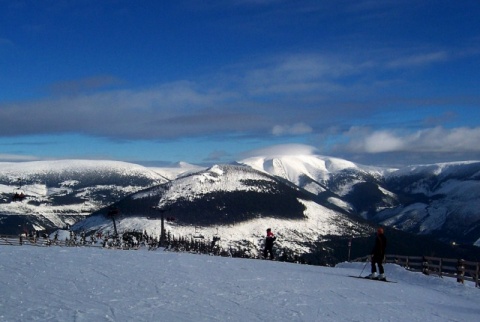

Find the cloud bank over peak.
xmin=341 ymin=126 xmax=480 ymax=154
xmin=240 ymin=144 xmax=319 ymax=159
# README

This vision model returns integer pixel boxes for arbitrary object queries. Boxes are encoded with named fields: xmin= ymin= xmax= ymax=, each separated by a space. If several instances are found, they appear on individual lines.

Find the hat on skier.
xmin=377 ymin=227 xmax=384 ymax=234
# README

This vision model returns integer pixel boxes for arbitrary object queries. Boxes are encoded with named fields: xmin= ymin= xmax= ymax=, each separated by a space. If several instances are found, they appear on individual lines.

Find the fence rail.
xmin=353 ymin=254 xmax=480 ymax=288
xmin=0 ymin=234 xmax=103 ymax=248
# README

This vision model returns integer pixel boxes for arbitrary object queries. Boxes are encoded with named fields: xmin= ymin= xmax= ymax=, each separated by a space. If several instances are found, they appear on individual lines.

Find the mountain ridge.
xmin=0 ymin=160 xmax=169 ymax=234
xmin=241 ymin=155 xmax=480 ymax=246
xmin=1 ymin=156 xmax=479 ymax=260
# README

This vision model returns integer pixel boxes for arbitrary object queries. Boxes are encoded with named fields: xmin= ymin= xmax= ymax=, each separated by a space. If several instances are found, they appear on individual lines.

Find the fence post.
xmin=476 ymin=262 xmax=479 ymax=288
xmin=456 ymin=259 xmax=465 ymax=284
xmin=439 ymin=258 xmax=443 ymax=278
xmin=422 ymin=256 xmax=429 ymax=275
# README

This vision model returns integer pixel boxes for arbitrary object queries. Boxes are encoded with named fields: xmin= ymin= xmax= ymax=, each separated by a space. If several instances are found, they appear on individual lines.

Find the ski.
xmin=348 ymin=275 xmax=397 ymax=283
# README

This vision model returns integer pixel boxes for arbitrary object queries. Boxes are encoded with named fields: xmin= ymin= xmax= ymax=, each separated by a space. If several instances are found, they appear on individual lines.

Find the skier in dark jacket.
xmin=368 ymin=227 xmax=387 ymax=280
xmin=263 ymin=228 xmax=276 ymax=260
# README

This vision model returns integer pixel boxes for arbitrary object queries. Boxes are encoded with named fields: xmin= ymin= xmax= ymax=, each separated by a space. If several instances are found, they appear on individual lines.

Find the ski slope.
xmin=0 ymin=246 xmax=478 ymax=322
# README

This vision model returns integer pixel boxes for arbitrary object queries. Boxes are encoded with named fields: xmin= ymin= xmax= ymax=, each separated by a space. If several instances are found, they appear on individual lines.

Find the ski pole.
xmin=358 ymin=258 xmax=369 ymax=277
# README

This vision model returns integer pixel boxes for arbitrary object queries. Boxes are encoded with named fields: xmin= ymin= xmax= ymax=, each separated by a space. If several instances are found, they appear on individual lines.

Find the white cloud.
xmin=0 ymin=49 xmax=476 ymax=147
xmin=340 ymin=126 xmax=480 ymax=154
xmin=241 ymin=143 xmax=318 ymax=158
xmin=0 ymin=81 xmax=237 ymax=139
xmin=386 ymin=51 xmax=449 ymax=68
xmin=240 ymin=53 xmax=360 ymax=96
xmin=362 ymin=131 xmax=406 ymax=153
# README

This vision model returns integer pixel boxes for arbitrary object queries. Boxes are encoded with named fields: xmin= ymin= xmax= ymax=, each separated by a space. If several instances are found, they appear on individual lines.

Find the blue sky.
xmin=1 ymin=0 xmax=480 ymax=167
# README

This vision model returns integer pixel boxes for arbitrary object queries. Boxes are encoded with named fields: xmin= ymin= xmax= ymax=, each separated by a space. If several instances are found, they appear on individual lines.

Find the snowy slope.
xmin=149 ymin=161 xmax=206 ymax=181
xmin=241 ymin=154 xmax=392 ymax=195
xmin=0 ymin=160 xmax=169 ymax=233
xmin=240 ymin=154 xmax=397 ymax=214
xmin=0 ymin=159 xmax=153 ymax=175
xmin=0 ymin=246 xmax=478 ymax=322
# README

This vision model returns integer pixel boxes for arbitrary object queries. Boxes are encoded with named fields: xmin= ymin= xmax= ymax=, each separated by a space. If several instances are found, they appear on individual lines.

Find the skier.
xmin=368 ymin=227 xmax=387 ymax=280
xmin=263 ymin=228 xmax=276 ymax=260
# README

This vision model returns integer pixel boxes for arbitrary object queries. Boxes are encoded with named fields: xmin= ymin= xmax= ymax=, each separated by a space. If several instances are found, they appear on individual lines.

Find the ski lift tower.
xmin=152 ymin=206 xmax=168 ymax=246
xmin=107 ymin=206 xmax=120 ymax=238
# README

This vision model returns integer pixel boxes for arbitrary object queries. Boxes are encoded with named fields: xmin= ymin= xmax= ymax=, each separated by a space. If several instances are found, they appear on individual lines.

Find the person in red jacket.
xmin=368 ymin=227 xmax=387 ymax=280
xmin=263 ymin=228 xmax=276 ymax=260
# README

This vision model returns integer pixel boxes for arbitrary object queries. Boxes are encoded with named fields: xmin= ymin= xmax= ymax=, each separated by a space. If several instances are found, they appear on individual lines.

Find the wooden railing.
xmin=0 ymin=234 xmax=102 ymax=248
xmin=353 ymin=254 xmax=480 ymax=288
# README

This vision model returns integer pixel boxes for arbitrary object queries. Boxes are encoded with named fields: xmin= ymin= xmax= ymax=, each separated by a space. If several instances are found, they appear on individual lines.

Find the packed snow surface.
xmin=1 ymin=246 xmax=478 ymax=322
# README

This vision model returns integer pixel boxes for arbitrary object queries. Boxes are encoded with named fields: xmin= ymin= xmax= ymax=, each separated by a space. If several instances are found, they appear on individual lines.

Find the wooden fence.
xmin=0 ymin=234 xmax=103 ymax=248
xmin=353 ymin=254 xmax=480 ymax=288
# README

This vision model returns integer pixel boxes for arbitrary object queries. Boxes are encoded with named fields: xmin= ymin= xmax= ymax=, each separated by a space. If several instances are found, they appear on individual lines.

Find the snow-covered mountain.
xmin=381 ymin=162 xmax=480 ymax=245
xmin=0 ymin=160 xmax=170 ymax=234
xmin=72 ymin=164 xmax=373 ymax=260
xmin=2 ymin=154 xmax=480 ymax=260
xmin=240 ymin=154 xmax=396 ymax=212
xmin=241 ymin=155 xmax=480 ymax=246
